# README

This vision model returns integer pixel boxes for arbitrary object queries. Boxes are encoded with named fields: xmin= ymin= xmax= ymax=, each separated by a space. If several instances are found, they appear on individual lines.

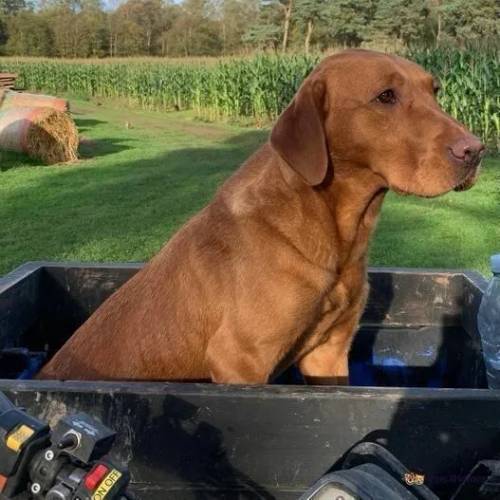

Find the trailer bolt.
xmin=45 ymin=449 xmax=54 ymax=461
xmin=31 ymin=483 xmax=41 ymax=494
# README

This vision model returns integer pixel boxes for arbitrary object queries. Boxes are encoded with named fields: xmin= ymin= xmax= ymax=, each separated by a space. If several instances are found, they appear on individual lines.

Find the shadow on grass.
xmin=75 ymin=116 xmax=134 ymax=159
xmin=0 ymin=150 xmax=40 ymax=171
xmin=0 ymin=129 xmax=268 ymax=273
xmin=73 ymin=118 xmax=106 ymax=132
xmin=0 ymin=131 xmax=497 ymax=276
xmin=78 ymin=137 xmax=134 ymax=159
xmin=0 ymin=137 xmax=133 ymax=169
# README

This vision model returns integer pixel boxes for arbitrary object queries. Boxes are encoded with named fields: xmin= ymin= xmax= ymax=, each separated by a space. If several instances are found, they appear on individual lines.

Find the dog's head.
xmin=271 ymin=49 xmax=485 ymax=197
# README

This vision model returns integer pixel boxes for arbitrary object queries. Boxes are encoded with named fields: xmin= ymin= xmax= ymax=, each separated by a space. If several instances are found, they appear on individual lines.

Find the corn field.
xmin=0 ymin=55 xmax=317 ymax=123
xmin=0 ymin=48 xmax=498 ymax=151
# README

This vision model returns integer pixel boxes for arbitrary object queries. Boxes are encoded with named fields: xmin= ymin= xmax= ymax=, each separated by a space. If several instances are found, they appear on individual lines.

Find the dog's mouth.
xmin=453 ymin=165 xmax=481 ymax=192
xmin=392 ymin=186 xmax=411 ymax=196
xmin=385 ymin=160 xmax=482 ymax=198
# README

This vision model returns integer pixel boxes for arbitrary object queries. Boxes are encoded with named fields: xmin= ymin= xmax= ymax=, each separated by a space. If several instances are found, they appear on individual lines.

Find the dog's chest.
xmin=320 ymin=263 xmax=367 ymax=323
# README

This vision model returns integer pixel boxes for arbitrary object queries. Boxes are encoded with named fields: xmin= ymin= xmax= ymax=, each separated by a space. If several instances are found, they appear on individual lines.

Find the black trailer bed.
xmin=0 ymin=262 xmax=493 ymax=499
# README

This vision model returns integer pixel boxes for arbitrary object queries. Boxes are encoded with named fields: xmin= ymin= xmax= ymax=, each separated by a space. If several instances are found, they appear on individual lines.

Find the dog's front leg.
xmin=204 ymin=274 xmax=324 ymax=384
xmin=298 ymin=299 xmax=366 ymax=386
xmin=206 ymin=331 xmax=274 ymax=384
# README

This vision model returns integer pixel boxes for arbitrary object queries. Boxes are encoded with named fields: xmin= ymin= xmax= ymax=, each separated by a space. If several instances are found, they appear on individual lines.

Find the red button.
xmin=84 ymin=464 xmax=109 ymax=491
xmin=0 ymin=474 xmax=7 ymax=492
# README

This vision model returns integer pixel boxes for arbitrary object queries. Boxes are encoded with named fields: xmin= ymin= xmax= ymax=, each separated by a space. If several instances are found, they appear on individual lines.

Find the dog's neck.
xmin=324 ymin=161 xmax=387 ymax=230
xmin=266 ymin=150 xmax=387 ymax=271
xmin=317 ymin=161 xmax=388 ymax=267
xmin=225 ymin=147 xmax=387 ymax=272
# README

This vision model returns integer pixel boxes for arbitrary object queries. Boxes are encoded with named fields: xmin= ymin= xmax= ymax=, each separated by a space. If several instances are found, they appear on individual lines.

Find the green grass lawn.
xmin=0 ymin=98 xmax=499 ymax=277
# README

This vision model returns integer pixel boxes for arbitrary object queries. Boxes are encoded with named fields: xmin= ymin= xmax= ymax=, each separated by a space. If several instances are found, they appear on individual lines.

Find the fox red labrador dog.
xmin=39 ymin=49 xmax=484 ymax=384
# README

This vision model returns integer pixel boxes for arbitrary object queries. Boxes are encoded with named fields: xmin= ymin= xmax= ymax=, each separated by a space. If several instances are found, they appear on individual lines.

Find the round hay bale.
xmin=0 ymin=90 xmax=69 ymax=112
xmin=0 ymin=107 xmax=78 ymax=164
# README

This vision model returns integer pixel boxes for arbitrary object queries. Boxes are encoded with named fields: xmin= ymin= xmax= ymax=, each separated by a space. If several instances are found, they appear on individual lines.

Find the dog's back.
xmin=38 ymin=145 xmax=297 ymax=380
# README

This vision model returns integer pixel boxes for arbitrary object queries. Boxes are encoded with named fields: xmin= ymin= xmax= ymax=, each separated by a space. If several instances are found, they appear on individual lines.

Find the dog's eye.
xmin=377 ymin=89 xmax=397 ymax=104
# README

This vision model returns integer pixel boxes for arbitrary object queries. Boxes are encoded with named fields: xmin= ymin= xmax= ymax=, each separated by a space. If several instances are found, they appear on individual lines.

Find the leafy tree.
xmin=5 ymin=10 xmax=54 ymax=55
xmin=260 ymin=0 xmax=293 ymax=52
xmin=0 ymin=0 xmax=28 ymax=47
xmin=0 ymin=0 xmax=497 ymax=57
xmin=440 ymin=0 xmax=499 ymax=46
xmin=0 ymin=0 xmax=27 ymax=14
xmin=110 ymin=5 xmax=143 ymax=55
xmin=218 ymin=0 xmax=259 ymax=54
xmin=166 ymin=0 xmax=222 ymax=56
xmin=156 ymin=1 xmax=179 ymax=56
xmin=44 ymin=2 xmax=77 ymax=56
xmin=277 ymin=0 xmax=292 ymax=52
xmin=126 ymin=0 xmax=165 ymax=54
xmin=35 ymin=0 xmax=109 ymax=57
xmin=325 ymin=0 xmax=377 ymax=47
xmin=242 ymin=23 xmax=281 ymax=50
xmin=77 ymin=0 xmax=108 ymax=56
xmin=294 ymin=0 xmax=329 ymax=53
xmin=108 ymin=0 xmax=176 ymax=56
xmin=427 ymin=0 xmax=443 ymax=46
xmin=369 ymin=0 xmax=430 ymax=46
xmin=243 ymin=0 xmax=282 ymax=50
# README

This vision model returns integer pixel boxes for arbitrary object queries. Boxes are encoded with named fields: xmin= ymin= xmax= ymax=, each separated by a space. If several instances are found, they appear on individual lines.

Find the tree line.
xmin=0 ymin=0 xmax=498 ymax=58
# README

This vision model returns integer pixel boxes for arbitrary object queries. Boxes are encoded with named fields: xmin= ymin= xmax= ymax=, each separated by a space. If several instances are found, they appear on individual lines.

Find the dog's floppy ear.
xmin=270 ymin=79 xmax=329 ymax=186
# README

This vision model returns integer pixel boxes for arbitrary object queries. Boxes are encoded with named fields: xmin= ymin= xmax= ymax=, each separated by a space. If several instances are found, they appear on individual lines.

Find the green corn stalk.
xmin=0 ymin=49 xmax=497 ymax=152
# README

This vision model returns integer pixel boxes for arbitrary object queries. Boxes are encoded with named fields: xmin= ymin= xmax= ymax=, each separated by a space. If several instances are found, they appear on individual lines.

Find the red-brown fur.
xmin=38 ymin=50 xmax=484 ymax=384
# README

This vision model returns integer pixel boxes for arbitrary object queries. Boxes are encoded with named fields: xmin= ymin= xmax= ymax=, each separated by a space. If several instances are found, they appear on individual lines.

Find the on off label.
xmin=91 ymin=469 xmax=122 ymax=500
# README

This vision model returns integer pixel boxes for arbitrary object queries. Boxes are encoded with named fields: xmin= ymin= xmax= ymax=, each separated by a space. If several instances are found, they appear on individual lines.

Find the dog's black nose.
xmin=449 ymin=135 xmax=486 ymax=167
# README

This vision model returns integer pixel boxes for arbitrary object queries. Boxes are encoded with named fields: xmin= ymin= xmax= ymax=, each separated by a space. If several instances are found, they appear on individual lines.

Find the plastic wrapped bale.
xmin=0 ymin=90 xmax=69 ymax=112
xmin=0 ymin=107 xmax=78 ymax=164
